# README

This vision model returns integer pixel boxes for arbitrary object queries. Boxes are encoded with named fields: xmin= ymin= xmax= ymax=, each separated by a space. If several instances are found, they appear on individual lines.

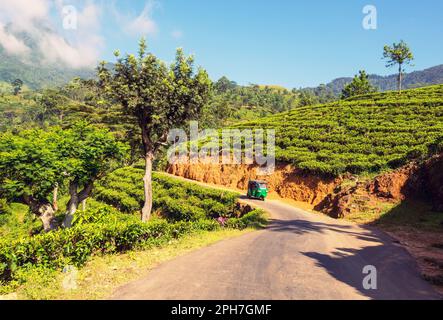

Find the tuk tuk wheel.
xmin=260 ymin=196 xmax=265 ymax=201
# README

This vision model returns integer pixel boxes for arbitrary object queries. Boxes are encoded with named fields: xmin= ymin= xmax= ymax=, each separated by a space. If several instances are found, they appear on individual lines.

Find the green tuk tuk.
xmin=247 ymin=180 xmax=268 ymax=201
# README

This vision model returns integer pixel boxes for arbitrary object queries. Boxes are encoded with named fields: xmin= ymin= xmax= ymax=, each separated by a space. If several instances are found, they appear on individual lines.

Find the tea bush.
xmin=95 ymin=168 xmax=240 ymax=219
xmin=230 ymin=85 xmax=443 ymax=175
xmin=0 ymin=218 xmax=219 ymax=282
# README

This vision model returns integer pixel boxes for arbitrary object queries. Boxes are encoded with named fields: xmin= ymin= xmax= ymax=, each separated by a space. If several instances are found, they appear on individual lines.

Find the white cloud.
xmin=113 ymin=1 xmax=158 ymax=37
xmin=0 ymin=0 xmax=161 ymax=68
xmin=0 ymin=24 xmax=31 ymax=55
xmin=0 ymin=0 xmax=103 ymax=68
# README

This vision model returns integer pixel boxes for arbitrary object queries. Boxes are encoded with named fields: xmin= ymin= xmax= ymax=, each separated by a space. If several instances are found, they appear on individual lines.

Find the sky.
xmin=0 ymin=0 xmax=442 ymax=88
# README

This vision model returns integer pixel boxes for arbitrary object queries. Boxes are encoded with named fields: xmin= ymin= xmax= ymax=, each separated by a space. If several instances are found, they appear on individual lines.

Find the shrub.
xmin=0 ymin=218 xmax=220 ymax=283
xmin=0 ymin=198 xmax=8 ymax=215
xmin=226 ymin=209 xmax=267 ymax=230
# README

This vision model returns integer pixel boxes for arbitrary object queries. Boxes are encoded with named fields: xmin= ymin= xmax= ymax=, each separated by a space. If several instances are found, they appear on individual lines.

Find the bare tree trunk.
xmin=63 ymin=180 xmax=94 ymax=228
xmin=81 ymin=199 xmax=87 ymax=211
xmin=141 ymin=152 xmax=154 ymax=222
xmin=52 ymin=184 xmax=59 ymax=211
xmin=63 ymin=181 xmax=79 ymax=228
xmin=39 ymin=204 xmax=58 ymax=232
xmin=25 ymin=197 xmax=57 ymax=232
xmin=398 ymin=63 xmax=403 ymax=93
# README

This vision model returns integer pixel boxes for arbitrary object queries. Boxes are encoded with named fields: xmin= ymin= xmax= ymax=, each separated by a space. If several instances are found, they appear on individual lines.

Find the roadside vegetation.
xmin=0 ymin=169 xmax=266 ymax=295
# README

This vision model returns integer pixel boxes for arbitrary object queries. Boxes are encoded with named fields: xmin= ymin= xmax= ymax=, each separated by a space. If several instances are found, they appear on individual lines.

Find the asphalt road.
xmin=111 ymin=198 xmax=441 ymax=300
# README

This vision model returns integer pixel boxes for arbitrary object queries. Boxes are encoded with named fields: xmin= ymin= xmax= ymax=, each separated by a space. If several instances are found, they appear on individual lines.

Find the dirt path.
xmin=111 ymin=175 xmax=441 ymax=300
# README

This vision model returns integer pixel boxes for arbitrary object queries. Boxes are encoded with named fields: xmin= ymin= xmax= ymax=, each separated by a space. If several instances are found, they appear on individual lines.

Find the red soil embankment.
xmin=167 ymin=153 xmax=443 ymax=218
xmin=167 ymin=162 xmax=342 ymax=207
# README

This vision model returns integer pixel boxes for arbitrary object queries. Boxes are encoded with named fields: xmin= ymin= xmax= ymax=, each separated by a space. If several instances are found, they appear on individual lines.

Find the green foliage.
xmin=383 ymin=40 xmax=414 ymax=91
xmin=0 ymin=203 xmax=41 ymax=239
xmin=383 ymin=40 xmax=414 ymax=69
xmin=98 ymin=39 xmax=212 ymax=153
xmin=11 ymin=79 xmax=23 ymax=96
xmin=210 ymin=79 xmax=302 ymax=124
xmin=95 ymin=167 xmax=239 ymax=221
xmin=341 ymin=70 xmax=377 ymax=99
xmin=0 ymin=218 xmax=219 ymax=283
xmin=0 ymin=198 xmax=8 ymax=215
xmin=0 ymin=123 xmax=127 ymax=200
xmin=0 ymin=128 xmax=65 ymax=201
xmin=58 ymin=121 xmax=129 ymax=186
xmin=233 ymin=85 xmax=443 ymax=175
xmin=226 ymin=209 xmax=267 ymax=229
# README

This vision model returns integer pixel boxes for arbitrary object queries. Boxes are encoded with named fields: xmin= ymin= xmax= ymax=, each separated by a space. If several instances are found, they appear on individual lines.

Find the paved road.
xmin=111 ymin=198 xmax=441 ymax=300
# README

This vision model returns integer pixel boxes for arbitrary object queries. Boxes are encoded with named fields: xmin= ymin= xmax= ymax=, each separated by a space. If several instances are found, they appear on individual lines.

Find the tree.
xmin=0 ymin=129 xmax=65 ymax=231
xmin=11 ymin=79 xmax=23 ymax=95
xmin=60 ymin=122 xmax=128 ymax=227
xmin=383 ymin=40 xmax=414 ymax=92
xmin=341 ymin=70 xmax=377 ymax=99
xmin=0 ymin=124 xmax=127 ymax=231
xmin=98 ymin=38 xmax=211 ymax=222
xmin=298 ymin=90 xmax=319 ymax=107
xmin=214 ymin=76 xmax=237 ymax=93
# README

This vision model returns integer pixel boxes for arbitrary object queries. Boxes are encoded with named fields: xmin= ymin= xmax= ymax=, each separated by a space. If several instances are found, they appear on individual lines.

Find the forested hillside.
xmin=0 ymin=49 xmax=94 ymax=90
xmin=310 ymin=64 xmax=443 ymax=96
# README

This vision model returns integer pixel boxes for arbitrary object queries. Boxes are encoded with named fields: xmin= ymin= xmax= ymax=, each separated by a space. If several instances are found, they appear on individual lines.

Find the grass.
xmin=342 ymin=199 xmax=443 ymax=231
xmin=0 ymin=228 xmax=253 ymax=300
xmin=375 ymin=200 xmax=443 ymax=231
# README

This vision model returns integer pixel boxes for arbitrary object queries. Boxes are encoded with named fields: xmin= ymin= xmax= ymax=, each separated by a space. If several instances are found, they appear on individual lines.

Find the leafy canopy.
xmin=383 ymin=40 xmax=414 ymax=69
xmin=341 ymin=70 xmax=377 ymax=99
xmin=98 ymin=38 xmax=212 ymax=154
xmin=0 ymin=123 xmax=128 ymax=202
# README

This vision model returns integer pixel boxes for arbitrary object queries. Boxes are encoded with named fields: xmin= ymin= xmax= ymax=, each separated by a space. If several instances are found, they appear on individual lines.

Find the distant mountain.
xmin=0 ymin=25 xmax=95 ymax=90
xmin=319 ymin=64 xmax=443 ymax=96
xmin=0 ymin=49 xmax=95 ymax=90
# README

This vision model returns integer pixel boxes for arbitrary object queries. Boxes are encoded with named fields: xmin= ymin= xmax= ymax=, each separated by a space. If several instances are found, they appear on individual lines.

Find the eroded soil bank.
xmin=167 ymin=154 xmax=443 ymax=218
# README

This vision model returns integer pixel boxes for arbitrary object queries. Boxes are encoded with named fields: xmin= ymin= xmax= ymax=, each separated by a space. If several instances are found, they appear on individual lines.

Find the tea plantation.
xmin=0 ymin=169 xmax=265 ymax=287
xmin=233 ymin=85 xmax=443 ymax=175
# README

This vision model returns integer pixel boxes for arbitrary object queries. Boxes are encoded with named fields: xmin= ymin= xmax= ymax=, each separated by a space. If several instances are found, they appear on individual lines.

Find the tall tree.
xmin=383 ymin=40 xmax=414 ymax=92
xmin=98 ymin=39 xmax=211 ymax=222
xmin=341 ymin=70 xmax=377 ymax=99
xmin=11 ymin=79 xmax=23 ymax=95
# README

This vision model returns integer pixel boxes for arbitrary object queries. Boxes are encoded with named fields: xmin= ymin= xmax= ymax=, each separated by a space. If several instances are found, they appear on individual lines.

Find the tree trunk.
xmin=398 ymin=63 xmax=403 ymax=93
xmin=81 ymin=199 xmax=87 ymax=211
xmin=63 ymin=181 xmax=79 ymax=228
xmin=52 ymin=184 xmax=59 ymax=211
xmin=63 ymin=180 xmax=94 ymax=228
xmin=25 ymin=198 xmax=57 ymax=232
xmin=141 ymin=152 xmax=154 ymax=222
xmin=39 ymin=203 xmax=58 ymax=232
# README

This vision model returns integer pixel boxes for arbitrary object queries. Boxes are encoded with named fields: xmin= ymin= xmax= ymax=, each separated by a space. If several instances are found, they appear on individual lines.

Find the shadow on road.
xmin=301 ymin=245 xmax=439 ymax=300
xmin=267 ymin=218 xmax=381 ymax=242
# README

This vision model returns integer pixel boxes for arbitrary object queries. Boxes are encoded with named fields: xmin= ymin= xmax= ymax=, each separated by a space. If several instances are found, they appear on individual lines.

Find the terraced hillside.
xmin=233 ymin=85 xmax=443 ymax=175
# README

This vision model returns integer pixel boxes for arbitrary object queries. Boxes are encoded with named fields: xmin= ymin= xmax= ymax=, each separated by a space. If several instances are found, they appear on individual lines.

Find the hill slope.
xmin=233 ymin=85 xmax=443 ymax=175
xmin=0 ymin=48 xmax=95 ymax=90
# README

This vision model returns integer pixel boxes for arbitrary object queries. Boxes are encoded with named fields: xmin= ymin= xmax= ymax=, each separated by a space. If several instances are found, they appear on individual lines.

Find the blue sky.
xmin=2 ymin=0 xmax=442 ymax=88
xmin=101 ymin=0 xmax=443 ymax=88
